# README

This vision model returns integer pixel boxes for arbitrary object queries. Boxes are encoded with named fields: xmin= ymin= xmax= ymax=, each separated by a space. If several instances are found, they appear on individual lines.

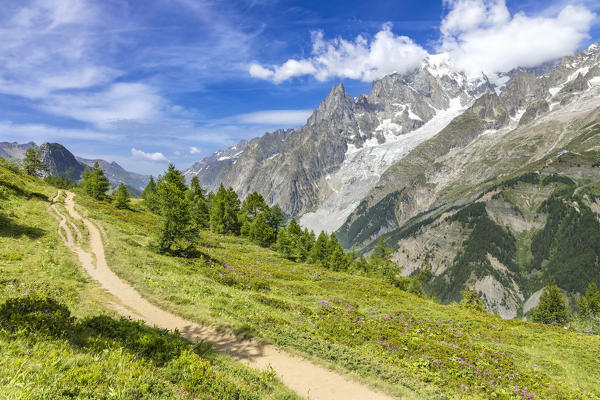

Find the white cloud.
xmin=0 ymin=120 xmax=119 ymax=142
xmin=42 ymin=83 xmax=165 ymax=127
xmin=190 ymin=146 xmax=202 ymax=154
xmin=0 ymin=0 xmax=116 ymax=98
xmin=249 ymin=23 xmax=428 ymax=83
xmin=234 ymin=109 xmax=312 ymax=125
xmin=131 ymin=148 xmax=169 ymax=162
xmin=439 ymin=0 xmax=596 ymax=77
xmin=251 ymin=2 xmax=596 ymax=84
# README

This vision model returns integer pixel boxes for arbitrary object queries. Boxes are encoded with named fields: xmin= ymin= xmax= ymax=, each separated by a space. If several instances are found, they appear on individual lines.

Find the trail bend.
xmin=50 ymin=190 xmax=397 ymax=400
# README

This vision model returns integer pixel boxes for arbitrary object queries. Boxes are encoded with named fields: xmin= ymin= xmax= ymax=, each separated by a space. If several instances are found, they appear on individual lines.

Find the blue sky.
xmin=0 ymin=0 xmax=599 ymax=175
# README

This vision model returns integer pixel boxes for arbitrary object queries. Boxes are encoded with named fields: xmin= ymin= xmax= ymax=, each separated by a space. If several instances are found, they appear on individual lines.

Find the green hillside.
xmin=0 ymin=162 xmax=298 ymax=400
xmin=2 ymin=160 xmax=600 ymax=399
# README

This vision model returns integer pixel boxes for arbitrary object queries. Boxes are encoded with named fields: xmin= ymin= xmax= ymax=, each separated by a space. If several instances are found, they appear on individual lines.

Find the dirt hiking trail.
xmin=49 ymin=191 xmax=397 ymax=400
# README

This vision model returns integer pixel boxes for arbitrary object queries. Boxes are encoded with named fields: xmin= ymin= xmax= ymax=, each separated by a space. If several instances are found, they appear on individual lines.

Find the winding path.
xmin=49 ymin=191 xmax=397 ymax=400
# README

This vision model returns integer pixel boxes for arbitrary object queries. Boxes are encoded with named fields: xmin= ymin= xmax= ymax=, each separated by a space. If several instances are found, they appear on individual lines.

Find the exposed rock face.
xmin=39 ymin=143 xmax=85 ymax=182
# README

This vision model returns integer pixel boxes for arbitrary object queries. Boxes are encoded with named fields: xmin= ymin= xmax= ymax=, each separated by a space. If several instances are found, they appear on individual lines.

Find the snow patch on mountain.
xmin=300 ymin=97 xmax=467 ymax=233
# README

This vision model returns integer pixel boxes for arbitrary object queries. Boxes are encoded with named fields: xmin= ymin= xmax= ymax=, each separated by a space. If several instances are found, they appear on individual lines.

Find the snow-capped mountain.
xmin=184 ymin=54 xmax=494 ymax=225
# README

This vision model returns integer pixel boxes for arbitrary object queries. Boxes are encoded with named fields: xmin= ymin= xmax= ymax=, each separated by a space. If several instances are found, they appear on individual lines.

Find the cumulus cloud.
xmin=439 ymin=0 xmax=596 ymax=77
xmin=251 ymin=1 xmax=596 ymax=83
xmin=249 ymin=23 xmax=428 ymax=83
xmin=131 ymin=148 xmax=169 ymax=162
xmin=190 ymin=146 xmax=202 ymax=154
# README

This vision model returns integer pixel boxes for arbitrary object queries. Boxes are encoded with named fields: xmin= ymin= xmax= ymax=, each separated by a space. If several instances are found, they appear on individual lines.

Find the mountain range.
xmin=0 ymin=142 xmax=150 ymax=194
xmin=184 ymin=44 xmax=600 ymax=317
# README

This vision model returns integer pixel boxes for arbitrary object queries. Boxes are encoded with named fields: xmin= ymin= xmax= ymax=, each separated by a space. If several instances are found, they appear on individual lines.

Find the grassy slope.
xmin=73 ymin=191 xmax=600 ymax=399
xmin=0 ymin=165 xmax=298 ymax=400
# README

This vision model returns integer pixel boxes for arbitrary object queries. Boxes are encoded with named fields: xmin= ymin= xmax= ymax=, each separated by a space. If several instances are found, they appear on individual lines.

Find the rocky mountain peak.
xmin=307 ymin=82 xmax=354 ymax=127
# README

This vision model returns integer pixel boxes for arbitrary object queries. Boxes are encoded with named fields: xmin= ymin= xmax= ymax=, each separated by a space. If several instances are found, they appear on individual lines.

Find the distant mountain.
xmin=39 ymin=142 xmax=86 ymax=182
xmin=0 ymin=141 xmax=35 ymax=159
xmin=183 ymin=139 xmax=249 ymax=187
xmin=76 ymin=157 xmax=150 ymax=192
xmin=0 ymin=141 xmax=149 ymax=195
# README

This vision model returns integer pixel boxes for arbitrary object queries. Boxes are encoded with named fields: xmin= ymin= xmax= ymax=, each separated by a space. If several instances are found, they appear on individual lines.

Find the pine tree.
xmin=296 ymin=228 xmax=315 ymax=262
xmin=275 ymin=227 xmax=295 ymax=259
xmin=22 ymin=147 xmax=45 ymax=177
xmin=248 ymin=213 xmax=275 ymax=247
xmin=285 ymin=218 xmax=303 ymax=261
xmin=209 ymin=184 xmax=241 ymax=235
xmin=141 ymin=176 xmax=159 ymax=212
xmin=81 ymin=162 xmax=110 ymax=200
xmin=155 ymin=164 xmax=197 ymax=253
xmin=266 ymin=205 xmax=286 ymax=236
xmin=308 ymin=231 xmax=329 ymax=267
xmin=114 ymin=183 xmax=130 ymax=209
xmin=142 ymin=176 xmax=156 ymax=200
xmin=187 ymin=177 xmax=209 ymax=230
xmin=326 ymin=234 xmax=348 ymax=271
xmin=239 ymin=192 xmax=269 ymax=236
xmin=531 ymin=281 xmax=570 ymax=325
xmin=578 ymin=282 xmax=600 ymax=320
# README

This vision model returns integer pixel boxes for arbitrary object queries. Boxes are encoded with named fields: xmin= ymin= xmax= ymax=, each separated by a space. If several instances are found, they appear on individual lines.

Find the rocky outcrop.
xmin=39 ymin=143 xmax=85 ymax=182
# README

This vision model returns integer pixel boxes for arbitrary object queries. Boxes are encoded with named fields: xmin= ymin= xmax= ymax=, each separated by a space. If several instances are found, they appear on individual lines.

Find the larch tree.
xmin=22 ymin=147 xmax=45 ymax=177
xmin=81 ymin=162 xmax=110 ymax=200
xmin=114 ymin=183 xmax=130 ymax=209
xmin=155 ymin=164 xmax=197 ymax=253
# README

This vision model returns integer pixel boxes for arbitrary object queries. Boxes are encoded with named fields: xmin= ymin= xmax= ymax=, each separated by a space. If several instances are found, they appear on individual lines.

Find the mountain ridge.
xmin=0 ymin=141 xmax=149 ymax=193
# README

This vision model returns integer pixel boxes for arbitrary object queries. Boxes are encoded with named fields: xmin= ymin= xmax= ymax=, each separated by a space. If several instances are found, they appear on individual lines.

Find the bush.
xmin=0 ymin=296 xmax=74 ymax=337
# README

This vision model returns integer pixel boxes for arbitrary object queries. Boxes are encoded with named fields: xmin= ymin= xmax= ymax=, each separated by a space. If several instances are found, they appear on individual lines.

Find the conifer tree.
xmin=209 ymin=184 xmax=241 ymax=234
xmin=155 ymin=164 xmax=197 ymax=253
xmin=308 ymin=231 xmax=329 ymax=267
xmin=287 ymin=218 xmax=302 ymax=237
xmin=326 ymin=233 xmax=349 ymax=271
xmin=578 ymin=282 xmax=600 ymax=320
xmin=248 ymin=213 xmax=275 ymax=247
xmin=275 ymin=227 xmax=294 ymax=259
xmin=369 ymin=237 xmax=402 ymax=286
xmin=187 ymin=176 xmax=209 ymax=230
xmin=531 ymin=281 xmax=570 ymax=325
xmin=266 ymin=205 xmax=286 ymax=236
xmin=141 ymin=176 xmax=159 ymax=212
xmin=238 ymin=192 xmax=269 ymax=236
xmin=296 ymin=228 xmax=315 ymax=262
xmin=81 ymin=162 xmax=110 ymax=200
xmin=142 ymin=176 xmax=156 ymax=200
xmin=114 ymin=183 xmax=130 ymax=209
xmin=22 ymin=147 xmax=45 ymax=177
